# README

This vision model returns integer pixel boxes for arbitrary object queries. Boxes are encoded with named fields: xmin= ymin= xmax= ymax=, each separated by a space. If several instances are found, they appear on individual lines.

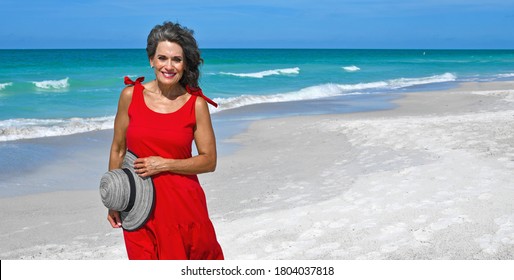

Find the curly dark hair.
xmin=146 ymin=21 xmax=203 ymax=88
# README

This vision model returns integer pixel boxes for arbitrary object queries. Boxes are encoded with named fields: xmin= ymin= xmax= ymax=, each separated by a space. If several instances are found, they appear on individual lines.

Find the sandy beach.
xmin=1 ymin=80 xmax=514 ymax=260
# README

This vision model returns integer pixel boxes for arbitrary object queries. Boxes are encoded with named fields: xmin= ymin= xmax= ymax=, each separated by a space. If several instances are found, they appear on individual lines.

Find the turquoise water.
xmin=1 ymin=49 xmax=514 ymax=141
xmin=1 ymin=48 xmax=514 ymax=197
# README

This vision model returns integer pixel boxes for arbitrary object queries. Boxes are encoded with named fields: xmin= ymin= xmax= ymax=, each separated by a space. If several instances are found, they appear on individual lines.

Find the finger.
xmin=114 ymin=211 xmax=122 ymax=224
xmin=134 ymin=166 xmax=144 ymax=174
xmin=107 ymin=215 xmax=119 ymax=228
xmin=134 ymin=159 xmax=148 ymax=168
xmin=107 ymin=211 xmax=122 ymax=228
xmin=134 ymin=162 xmax=147 ymax=170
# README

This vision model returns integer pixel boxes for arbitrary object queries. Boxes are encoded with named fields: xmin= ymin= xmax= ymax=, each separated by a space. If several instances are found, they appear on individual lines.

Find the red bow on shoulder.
xmin=124 ymin=76 xmax=145 ymax=86
xmin=186 ymin=85 xmax=218 ymax=108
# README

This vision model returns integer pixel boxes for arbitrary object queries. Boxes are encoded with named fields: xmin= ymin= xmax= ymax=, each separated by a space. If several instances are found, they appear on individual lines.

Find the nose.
xmin=164 ymin=59 xmax=173 ymax=68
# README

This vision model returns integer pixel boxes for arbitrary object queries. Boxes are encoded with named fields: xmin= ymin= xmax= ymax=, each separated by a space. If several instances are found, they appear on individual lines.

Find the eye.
xmin=158 ymin=56 xmax=167 ymax=61
xmin=172 ymin=56 xmax=183 ymax=62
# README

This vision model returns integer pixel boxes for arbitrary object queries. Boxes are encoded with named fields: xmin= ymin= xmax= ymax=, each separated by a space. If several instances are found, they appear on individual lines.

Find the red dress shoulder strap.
xmin=186 ymin=85 xmax=218 ymax=108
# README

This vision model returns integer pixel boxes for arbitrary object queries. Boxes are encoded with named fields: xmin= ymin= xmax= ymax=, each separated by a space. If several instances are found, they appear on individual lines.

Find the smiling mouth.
xmin=162 ymin=72 xmax=176 ymax=78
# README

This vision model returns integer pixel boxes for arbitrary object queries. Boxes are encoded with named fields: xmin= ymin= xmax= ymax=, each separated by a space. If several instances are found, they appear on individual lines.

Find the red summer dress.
xmin=123 ymin=77 xmax=223 ymax=260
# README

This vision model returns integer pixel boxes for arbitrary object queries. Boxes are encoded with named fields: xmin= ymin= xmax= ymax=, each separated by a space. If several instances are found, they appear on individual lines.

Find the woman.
xmin=107 ymin=21 xmax=224 ymax=260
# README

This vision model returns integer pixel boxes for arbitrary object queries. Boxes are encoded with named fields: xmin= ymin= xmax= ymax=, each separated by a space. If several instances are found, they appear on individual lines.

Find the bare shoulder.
xmin=194 ymin=96 xmax=214 ymax=128
xmin=120 ymin=85 xmax=135 ymax=99
xmin=194 ymin=95 xmax=210 ymax=113
xmin=117 ymin=86 xmax=135 ymax=111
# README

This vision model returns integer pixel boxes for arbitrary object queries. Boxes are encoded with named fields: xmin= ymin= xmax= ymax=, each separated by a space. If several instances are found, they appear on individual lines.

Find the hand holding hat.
xmin=99 ymin=151 xmax=155 ymax=231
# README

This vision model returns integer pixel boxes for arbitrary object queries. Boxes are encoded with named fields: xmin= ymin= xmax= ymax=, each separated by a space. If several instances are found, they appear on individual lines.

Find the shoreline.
xmin=205 ymin=81 xmax=514 ymax=259
xmin=1 ymin=80 xmax=514 ymax=259
xmin=0 ymin=89 xmax=400 ymax=198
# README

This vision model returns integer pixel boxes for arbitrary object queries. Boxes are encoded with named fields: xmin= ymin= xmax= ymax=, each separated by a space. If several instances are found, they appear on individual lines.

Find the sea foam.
xmin=498 ymin=73 xmax=514 ymax=78
xmin=1 ymin=73 xmax=457 ymax=140
xmin=211 ymin=84 xmax=344 ymax=113
xmin=32 ymin=78 xmax=70 ymax=90
xmin=0 ymin=116 xmax=114 ymax=142
xmin=0 ymin=82 xmax=13 ymax=91
xmin=342 ymin=65 xmax=360 ymax=72
xmin=220 ymin=67 xmax=300 ymax=78
xmin=211 ymin=72 xmax=457 ymax=113
xmin=386 ymin=72 xmax=456 ymax=89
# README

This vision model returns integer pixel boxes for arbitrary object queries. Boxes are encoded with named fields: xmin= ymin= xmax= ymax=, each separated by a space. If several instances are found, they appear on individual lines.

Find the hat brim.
xmin=114 ymin=150 xmax=155 ymax=231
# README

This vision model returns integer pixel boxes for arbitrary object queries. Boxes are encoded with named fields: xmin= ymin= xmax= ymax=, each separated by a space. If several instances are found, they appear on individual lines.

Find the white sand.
xmin=1 ymin=81 xmax=514 ymax=259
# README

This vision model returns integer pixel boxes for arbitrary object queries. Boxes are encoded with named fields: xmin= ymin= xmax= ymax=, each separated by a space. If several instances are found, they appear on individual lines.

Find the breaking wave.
xmin=211 ymin=72 xmax=457 ymax=113
xmin=32 ymin=78 xmax=70 ymax=90
xmin=342 ymin=65 xmax=360 ymax=72
xmin=0 ymin=116 xmax=114 ymax=142
xmin=0 ymin=82 xmax=13 ymax=91
xmin=1 ymin=73 xmax=457 ymax=141
xmin=219 ymin=67 xmax=300 ymax=78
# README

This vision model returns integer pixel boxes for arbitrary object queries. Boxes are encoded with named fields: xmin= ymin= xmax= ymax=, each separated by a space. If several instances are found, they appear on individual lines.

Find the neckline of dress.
xmin=140 ymin=85 xmax=194 ymax=115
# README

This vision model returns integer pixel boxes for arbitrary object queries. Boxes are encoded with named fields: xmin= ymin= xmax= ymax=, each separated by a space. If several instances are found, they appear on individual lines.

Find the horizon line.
xmin=1 ymin=47 xmax=514 ymax=51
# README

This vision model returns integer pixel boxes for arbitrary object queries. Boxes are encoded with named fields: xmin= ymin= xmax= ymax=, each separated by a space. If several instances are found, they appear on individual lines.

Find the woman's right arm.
xmin=109 ymin=86 xmax=133 ymax=170
xmin=107 ymin=86 xmax=133 ymax=228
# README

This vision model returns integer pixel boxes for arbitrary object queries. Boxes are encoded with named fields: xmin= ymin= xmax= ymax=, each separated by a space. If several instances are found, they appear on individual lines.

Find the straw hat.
xmin=99 ymin=150 xmax=154 ymax=231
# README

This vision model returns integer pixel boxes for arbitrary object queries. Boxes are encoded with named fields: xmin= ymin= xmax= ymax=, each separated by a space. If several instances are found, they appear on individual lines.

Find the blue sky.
xmin=1 ymin=0 xmax=513 ymax=49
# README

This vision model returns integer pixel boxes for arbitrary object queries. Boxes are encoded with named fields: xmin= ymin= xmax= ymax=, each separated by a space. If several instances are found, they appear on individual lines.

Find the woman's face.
xmin=150 ymin=41 xmax=185 ymax=86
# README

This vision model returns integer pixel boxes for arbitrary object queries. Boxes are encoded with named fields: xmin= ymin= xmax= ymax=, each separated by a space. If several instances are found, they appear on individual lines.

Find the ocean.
xmin=1 ymin=48 xmax=514 ymax=197
xmin=1 ymin=48 xmax=514 ymax=142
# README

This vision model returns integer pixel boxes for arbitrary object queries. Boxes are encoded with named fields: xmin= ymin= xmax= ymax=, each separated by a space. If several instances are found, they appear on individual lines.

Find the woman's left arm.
xmin=134 ymin=97 xmax=217 ymax=176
